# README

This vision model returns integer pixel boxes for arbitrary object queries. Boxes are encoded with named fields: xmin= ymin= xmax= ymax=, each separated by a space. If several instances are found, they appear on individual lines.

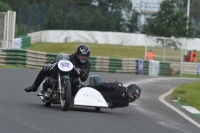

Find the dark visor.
xmin=78 ymin=54 xmax=87 ymax=59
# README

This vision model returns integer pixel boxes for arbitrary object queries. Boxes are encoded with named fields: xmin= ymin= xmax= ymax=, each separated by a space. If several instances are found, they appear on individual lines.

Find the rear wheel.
xmin=60 ymin=79 xmax=71 ymax=111
xmin=95 ymin=107 xmax=101 ymax=112
xmin=45 ymin=102 xmax=51 ymax=107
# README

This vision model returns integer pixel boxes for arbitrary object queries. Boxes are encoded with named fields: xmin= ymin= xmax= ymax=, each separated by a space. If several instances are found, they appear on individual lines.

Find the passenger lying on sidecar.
xmin=74 ymin=75 xmax=141 ymax=110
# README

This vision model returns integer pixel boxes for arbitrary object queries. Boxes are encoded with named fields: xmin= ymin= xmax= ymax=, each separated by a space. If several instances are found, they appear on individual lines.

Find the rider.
xmin=88 ymin=82 xmax=141 ymax=108
xmin=24 ymin=44 xmax=91 ymax=96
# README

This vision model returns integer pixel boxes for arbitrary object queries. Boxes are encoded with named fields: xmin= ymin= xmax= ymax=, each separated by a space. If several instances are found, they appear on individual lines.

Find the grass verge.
xmin=172 ymin=81 xmax=200 ymax=111
xmin=24 ymin=42 xmax=200 ymax=62
xmin=24 ymin=42 xmax=145 ymax=59
xmin=175 ymin=74 xmax=200 ymax=78
xmin=0 ymin=64 xmax=26 ymax=69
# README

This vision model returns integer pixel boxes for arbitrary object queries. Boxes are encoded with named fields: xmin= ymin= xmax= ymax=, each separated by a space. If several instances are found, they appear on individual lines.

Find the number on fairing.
xmin=58 ymin=60 xmax=73 ymax=72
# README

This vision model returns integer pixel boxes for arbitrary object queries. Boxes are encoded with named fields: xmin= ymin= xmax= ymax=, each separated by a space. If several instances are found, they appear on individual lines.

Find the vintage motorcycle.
xmin=37 ymin=53 xmax=80 ymax=111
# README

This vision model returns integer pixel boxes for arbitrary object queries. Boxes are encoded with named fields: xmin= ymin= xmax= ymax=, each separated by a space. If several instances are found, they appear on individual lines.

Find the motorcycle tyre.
xmin=94 ymin=107 xmax=101 ymax=112
xmin=60 ymin=79 xmax=71 ymax=111
xmin=45 ymin=102 xmax=51 ymax=107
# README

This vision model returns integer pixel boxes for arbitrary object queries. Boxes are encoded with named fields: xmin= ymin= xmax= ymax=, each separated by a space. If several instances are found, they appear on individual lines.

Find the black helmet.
xmin=75 ymin=44 xmax=90 ymax=63
xmin=126 ymin=84 xmax=141 ymax=103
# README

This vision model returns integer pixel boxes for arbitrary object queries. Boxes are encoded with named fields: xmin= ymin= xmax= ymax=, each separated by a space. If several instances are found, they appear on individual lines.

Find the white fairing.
xmin=58 ymin=60 xmax=73 ymax=72
xmin=74 ymin=87 xmax=109 ymax=108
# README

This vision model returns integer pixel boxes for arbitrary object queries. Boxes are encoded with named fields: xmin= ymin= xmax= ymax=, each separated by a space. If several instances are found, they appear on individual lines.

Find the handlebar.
xmin=73 ymin=65 xmax=80 ymax=75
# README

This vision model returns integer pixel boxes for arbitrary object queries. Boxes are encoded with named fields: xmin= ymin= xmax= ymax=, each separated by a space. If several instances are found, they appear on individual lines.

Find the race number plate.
xmin=58 ymin=60 xmax=73 ymax=72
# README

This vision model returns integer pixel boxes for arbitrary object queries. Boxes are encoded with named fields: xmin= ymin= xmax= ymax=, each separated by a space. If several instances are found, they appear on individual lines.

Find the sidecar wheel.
xmin=45 ymin=102 xmax=51 ymax=107
xmin=95 ymin=107 xmax=101 ymax=112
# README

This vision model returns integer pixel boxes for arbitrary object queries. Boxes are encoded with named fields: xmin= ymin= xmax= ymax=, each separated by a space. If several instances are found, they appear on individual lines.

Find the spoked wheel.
xmin=60 ymin=79 xmax=71 ymax=111
xmin=95 ymin=107 xmax=101 ymax=112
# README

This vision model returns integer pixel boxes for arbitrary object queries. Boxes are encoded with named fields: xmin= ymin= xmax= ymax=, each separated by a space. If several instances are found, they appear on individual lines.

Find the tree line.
xmin=0 ymin=0 xmax=200 ymax=38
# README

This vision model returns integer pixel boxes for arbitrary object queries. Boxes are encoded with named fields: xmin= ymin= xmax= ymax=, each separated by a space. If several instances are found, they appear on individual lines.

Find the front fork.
xmin=58 ymin=73 xmax=70 ymax=95
xmin=58 ymin=73 xmax=62 ymax=94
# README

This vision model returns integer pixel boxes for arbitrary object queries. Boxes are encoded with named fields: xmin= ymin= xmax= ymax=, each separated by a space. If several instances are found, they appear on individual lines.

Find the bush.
xmin=0 ymin=1 xmax=11 ymax=12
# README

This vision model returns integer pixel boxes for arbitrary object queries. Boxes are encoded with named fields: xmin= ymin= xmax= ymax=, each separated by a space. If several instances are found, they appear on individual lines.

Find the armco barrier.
xmin=143 ymin=60 xmax=171 ymax=76
xmin=0 ymin=49 xmax=172 ymax=75
xmin=0 ymin=51 xmax=6 ymax=65
xmin=18 ymin=35 xmax=31 ymax=48
xmin=5 ymin=49 xmax=27 ymax=66
xmin=121 ymin=58 xmax=137 ymax=73
xmin=92 ymin=56 xmax=110 ymax=72
xmin=109 ymin=58 xmax=122 ymax=73
xmin=15 ymin=32 xmax=41 ymax=49
xmin=143 ymin=60 xmax=149 ymax=75
xmin=169 ymin=62 xmax=199 ymax=75
xmin=91 ymin=57 xmax=137 ymax=73
xmin=88 ymin=56 xmax=96 ymax=72
xmin=135 ymin=59 xmax=144 ymax=75
xmin=26 ymin=50 xmax=48 ymax=68
xmin=181 ymin=62 xmax=198 ymax=75
xmin=0 ymin=49 xmax=47 ymax=68
xmin=28 ymin=31 xmax=42 ymax=44
xmin=159 ymin=62 xmax=170 ymax=76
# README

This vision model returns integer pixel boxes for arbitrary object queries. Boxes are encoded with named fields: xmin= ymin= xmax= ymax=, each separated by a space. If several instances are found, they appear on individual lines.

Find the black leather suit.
xmin=69 ymin=54 xmax=90 ymax=96
xmin=88 ymin=82 xmax=129 ymax=108
xmin=24 ymin=53 xmax=91 ymax=96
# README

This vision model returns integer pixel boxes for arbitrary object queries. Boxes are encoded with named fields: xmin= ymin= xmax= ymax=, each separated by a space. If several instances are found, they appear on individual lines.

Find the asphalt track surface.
xmin=0 ymin=68 xmax=200 ymax=133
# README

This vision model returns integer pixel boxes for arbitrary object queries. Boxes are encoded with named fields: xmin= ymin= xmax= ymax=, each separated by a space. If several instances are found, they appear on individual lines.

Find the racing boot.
xmin=24 ymin=68 xmax=47 ymax=92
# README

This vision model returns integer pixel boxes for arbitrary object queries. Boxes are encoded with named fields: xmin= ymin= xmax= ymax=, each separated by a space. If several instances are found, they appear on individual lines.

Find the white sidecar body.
xmin=74 ymin=87 xmax=108 ymax=108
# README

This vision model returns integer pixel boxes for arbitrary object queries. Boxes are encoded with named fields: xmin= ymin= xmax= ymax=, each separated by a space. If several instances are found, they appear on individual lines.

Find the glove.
xmin=80 ymin=69 xmax=85 ymax=77
xmin=78 ymin=84 xmax=86 ymax=89
xmin=118 ymin=83 xmax=123 ymax=87
xmin=44 ymin=64 xmax=53 ymax=71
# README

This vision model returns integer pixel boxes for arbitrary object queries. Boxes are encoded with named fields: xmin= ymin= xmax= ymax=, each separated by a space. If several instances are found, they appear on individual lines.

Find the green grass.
xmin=24 ymin=42 xmax=145 ymax=58
xmin=172 ymin=81 xmax=200 ymax=111
xmin=0 ymin=64 xmax=26 ymax=69
xmin=24 ymin=42 xmax=200 ymax=62
xmin=175 ymin=74 xmax=200 ymax=78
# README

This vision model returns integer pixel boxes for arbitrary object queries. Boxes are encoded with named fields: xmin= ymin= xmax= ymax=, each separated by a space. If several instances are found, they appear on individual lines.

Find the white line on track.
xmin=159 ymin=88 xmax=200 ymax=128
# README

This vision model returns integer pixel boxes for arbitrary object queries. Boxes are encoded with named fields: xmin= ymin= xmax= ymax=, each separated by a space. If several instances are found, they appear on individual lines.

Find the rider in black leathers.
xmin=88 ymin=82 xmax=141 ymax=108
xmin=24 ymin=44 xmax=91 ymax=96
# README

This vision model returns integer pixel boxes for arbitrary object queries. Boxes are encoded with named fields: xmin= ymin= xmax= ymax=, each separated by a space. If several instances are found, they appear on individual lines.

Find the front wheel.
xmin=60 ymin=79 xmax=71 ymax=111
